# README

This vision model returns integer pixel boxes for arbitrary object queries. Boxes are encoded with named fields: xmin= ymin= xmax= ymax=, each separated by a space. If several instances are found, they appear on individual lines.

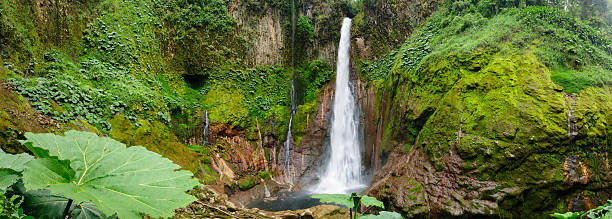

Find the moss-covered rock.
xmin=237 ymin=175 xmax=259 ymax=191
xmin=204 ymin=85 xmax=250 ymax=128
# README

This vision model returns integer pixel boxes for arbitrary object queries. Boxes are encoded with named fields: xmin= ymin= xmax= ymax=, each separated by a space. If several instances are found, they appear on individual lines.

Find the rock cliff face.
xmin=229 ymin=0 xmax=286 ymax=66
xmin=359 ymin=51 xmax=612 ymax=217
xmin=354 ymin=0 xmax=443 ymax=60
xmin=291 ymin=83 xmax=334 ymax=187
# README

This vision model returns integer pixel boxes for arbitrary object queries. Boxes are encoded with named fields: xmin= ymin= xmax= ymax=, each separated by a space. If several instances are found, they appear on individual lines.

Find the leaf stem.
xmin=63 ymin=199 xmax=73 ymax=218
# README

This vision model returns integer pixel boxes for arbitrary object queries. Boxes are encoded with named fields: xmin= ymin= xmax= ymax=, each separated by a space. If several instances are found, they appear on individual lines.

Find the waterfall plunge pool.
xmin=245 ymin=186 xmax=367 ymax=211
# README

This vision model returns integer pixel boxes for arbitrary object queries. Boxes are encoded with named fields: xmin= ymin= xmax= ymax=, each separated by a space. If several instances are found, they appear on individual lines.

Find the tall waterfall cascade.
xmin=313 ymin=18 xmax=364 ymax=194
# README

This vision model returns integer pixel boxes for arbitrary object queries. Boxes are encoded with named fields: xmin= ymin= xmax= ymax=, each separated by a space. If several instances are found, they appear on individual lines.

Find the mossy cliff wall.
xmin=356 ymin=4 xmax=612 ymax=217
xmin=363 ymin=50 xmax=611 ymax=217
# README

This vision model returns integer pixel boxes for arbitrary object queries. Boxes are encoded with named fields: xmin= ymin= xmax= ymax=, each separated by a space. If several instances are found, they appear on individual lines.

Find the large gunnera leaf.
xmin=0 ymin=149 xmax=34 ymax=190
xmin=360 ymin=211 xmax=404 ymax=219
xmin=310 ymin=194 xmax=355 ymax=208
xmin=20 ymin=131 xmax=199 ymax=219
xmin=16 ymin=182 xmax=114 ymax=219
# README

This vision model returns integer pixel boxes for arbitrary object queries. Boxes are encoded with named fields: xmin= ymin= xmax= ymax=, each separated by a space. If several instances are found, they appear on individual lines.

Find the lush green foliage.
xmin=342 ymin=0 xmax=363 ymax=17
xmin=361 ymin=4 xmax=612 ymax=94
xmin=296 ymin=16 xmax=315 ymax=44
xmin=361 ymin=28 xmax=433 ymax=81
xmin=16 ymin=131 xmax=198 ymax=219
xmin=156 ymin=0 xmax=234 ymax=33
xmin=8 ymin=56 xmax=164 ymax=131
xmin=0 ymin=188 xmax=27 ymax=218
xmin=153 ymin=0 xmax=245 ymax=75
xmin=295 ymin=60 xmax=334 ymax=103
xmin=551 ymin=200 xmax=612 ymax=219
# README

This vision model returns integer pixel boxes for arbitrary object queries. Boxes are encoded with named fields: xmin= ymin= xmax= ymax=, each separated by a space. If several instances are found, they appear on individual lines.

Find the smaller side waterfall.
xmin=202 ymin=110 xmax=209 ymax=145
xmin=282 ymin=0 xmax=297 ymax=184
xmin=282 ymin=115 xmax=294 ymax=182
xmin=264 ymin=182 xmax=271 ymax=198
xmin=566 ymin=94 xmax=577 ymax=141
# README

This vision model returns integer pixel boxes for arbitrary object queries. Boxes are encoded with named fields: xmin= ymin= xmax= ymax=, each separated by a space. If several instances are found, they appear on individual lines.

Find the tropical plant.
xmin=0 ymin=131 xmax=199 ymax=219
xmin=310 ymin=193 xmax=403 ymax=219
xmin=296 ymin=16 xmax=314 ymax=44
xmin=0 ymin=150 xmax=33 ymax=192
xmin=551 ymin=200 xmax=612 ymax=219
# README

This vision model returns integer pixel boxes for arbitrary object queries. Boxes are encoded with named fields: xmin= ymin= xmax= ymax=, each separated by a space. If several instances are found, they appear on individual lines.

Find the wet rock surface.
xmin=292 ymin=84 xmax=334 ymax=187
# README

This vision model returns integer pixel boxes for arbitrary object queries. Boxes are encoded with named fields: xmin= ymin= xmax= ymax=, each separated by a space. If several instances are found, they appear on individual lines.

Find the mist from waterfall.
xmin=313 ymin=18 xmax=364 ymax=194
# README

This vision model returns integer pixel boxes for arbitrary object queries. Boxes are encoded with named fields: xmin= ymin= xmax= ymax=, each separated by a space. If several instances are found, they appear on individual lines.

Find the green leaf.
xmin=21 ymin=141 xmax=51 ymax=158
xmin=550 ymin=212 xmax=581 ymax=219
xmin=310 ymin=194 xmax=354 ymax=208
xmin=23 ymin=158 xmax=75 ymax=190
xmin=20 ymin=131 xmax=199 ymax=219
xmin=17 ymin=183 xmax=72 ymax=218
xmin=0 ymin=169 xmax=19 ymax=191
xmin=0 ymin=149 xmax=34 ymax=190
xmin=16 ymin=183 xmax=112 ymax=219
xmin=72 ymin=202 xmax=115 ymax=219
xmin=360 ymin=195 xmax=384 ymax=208
xmin=0 ymin=149 xmax=34 ymax=172
xmin=359 ymin=211 xmax=404 ymax=219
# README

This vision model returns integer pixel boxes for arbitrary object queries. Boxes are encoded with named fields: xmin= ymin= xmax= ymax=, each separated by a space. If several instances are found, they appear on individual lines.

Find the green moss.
xmin=258 ymin=170 xmax=272 ymax=180
xmin=237 ymin=175 xmax=258 ymax=190
xmin=204 ymin=85 xmax=249 ymax=128
xmin=292 ymin=93 xmax=319 ymax=147
xmin=0 ymin=58 xmax=5 ymax=79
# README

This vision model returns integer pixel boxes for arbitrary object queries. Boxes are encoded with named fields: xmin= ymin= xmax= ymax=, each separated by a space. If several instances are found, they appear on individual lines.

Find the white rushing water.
xmin=283 ymin=115 xmax=294 ymax=183
xmin=202 ymin=110 xmax=209 ymax=145
xmin=313 ymin=18 xmax=364 ymax=194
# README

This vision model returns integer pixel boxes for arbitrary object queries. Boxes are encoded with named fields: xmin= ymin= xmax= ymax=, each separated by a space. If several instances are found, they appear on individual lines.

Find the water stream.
xmin=313 ymin=18 xmax=365 ymax=194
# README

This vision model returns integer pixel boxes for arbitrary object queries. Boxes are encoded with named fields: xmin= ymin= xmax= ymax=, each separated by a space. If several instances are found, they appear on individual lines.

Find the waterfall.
xmin=282 ymin=0 xmax=297 ymax=183
xmin=282 ymin=115 xmax=294 ymax=182
xmin=314 ymin=18 xmax=364 ymax=194
xmin=566 ymin=94 xmax=577 ymax=140
xmin=264 ymin=182 xmax=271 ymax=198
xmin=202 ymin=110 xmax=209 ymax=145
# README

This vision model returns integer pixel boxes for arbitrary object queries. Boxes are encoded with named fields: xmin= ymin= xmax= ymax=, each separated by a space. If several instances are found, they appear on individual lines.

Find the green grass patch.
xmin=551 ymin=66 xmax=612 ymax=94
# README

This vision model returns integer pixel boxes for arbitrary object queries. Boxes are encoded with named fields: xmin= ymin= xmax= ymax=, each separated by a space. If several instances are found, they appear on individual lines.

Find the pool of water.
xmin=246 ymin=191 xmax=323 ymax=211
xmin=246 ymin=186 xmax=367 ymax=211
